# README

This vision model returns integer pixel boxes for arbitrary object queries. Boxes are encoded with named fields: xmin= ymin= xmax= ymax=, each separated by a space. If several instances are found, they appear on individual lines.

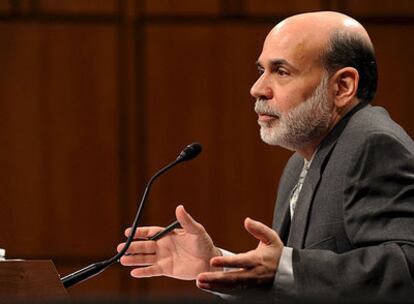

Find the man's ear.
xmin=331 ymin=67 xmax=359 ymax=108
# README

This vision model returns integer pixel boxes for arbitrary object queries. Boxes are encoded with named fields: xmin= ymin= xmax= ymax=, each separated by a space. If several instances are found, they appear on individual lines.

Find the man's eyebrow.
xmin=270 ymin=59 xmax=290 ymax=66
xmin=255 ymin=61 xmax=264 ymax=69
xmin=256 ymin=58 xmax=298 ymax=71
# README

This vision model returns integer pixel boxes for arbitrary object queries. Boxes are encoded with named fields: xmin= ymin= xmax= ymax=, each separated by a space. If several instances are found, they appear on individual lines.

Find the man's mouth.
xmin=257 ymin=113 xmax=279 ymax=122
xmin=254 ymin=99 xmax=281 ymax=124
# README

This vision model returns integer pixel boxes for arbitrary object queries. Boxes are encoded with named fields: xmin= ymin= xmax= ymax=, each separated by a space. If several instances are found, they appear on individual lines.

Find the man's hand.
xmin=117 ymin=205 xmax=221 ymax=280
xmin=196 ymin=217 xmax=283 ymax=295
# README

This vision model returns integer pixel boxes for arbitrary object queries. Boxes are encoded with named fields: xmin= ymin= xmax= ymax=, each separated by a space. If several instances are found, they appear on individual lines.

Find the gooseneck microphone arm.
xmin=61 ymin=143 xmax=202 ymax=288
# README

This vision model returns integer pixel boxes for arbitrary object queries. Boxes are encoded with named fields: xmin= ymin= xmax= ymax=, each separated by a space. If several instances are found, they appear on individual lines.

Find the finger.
xmin=117 ymin=240 xmax=156 ymax=255
xmin=197 ymin=270 xmax=250 ymax=293
xmin=127 ymin=240 xmax=157 ymax=254
xmin=210 ymin=252 xmax=257 ymax=269
xmin=197 ymin=281 xmax=239 ymax=294
xmin=117 ymin=242 xmax=126 ymax=253
xmin=130 ymin=265 xmax=163 ymax=278
xmin=125 ymin=226 xmax=164 ymax=239
xmin=120 ymin=254 xmax=157 ymax=266
xmin=244 ymin=217 xmax=281 ymax=245
xmin=175 ymin=205 xmax=205 ymax=235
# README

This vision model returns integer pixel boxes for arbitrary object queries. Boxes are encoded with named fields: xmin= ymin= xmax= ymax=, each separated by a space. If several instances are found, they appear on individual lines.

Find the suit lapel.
xmin=287 ymin=149 xmax=325 ymax=248
xmin=273 ymin=188 xmax=293 ymax=244
xmin=272 ymin=156 xmax=303 ymax=243
xmin=286 ymin=102 xmax=369 ymax=248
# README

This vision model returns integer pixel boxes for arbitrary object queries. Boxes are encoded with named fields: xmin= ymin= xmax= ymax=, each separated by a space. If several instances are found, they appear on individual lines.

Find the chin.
xmin=260 ymin=128 xmax=299 ymax=151
xmin=260 ymin=128 xmax=280 ymax=146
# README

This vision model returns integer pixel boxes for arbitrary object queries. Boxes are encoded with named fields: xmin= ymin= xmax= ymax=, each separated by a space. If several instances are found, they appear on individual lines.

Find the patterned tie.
xmin=289 ymin=160 xmax=310 ymax=219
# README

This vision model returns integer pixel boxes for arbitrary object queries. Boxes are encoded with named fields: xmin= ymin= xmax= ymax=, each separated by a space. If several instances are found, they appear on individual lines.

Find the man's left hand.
xmin=196 ymin=217 xmax=284 ymax=295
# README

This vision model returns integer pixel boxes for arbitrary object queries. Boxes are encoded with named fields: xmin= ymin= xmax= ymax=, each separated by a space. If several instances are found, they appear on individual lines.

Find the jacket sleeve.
xmin=291 ymin=132 xmax=414 ymax=299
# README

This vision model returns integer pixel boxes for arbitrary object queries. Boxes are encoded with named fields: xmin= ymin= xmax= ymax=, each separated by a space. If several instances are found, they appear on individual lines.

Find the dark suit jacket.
xmin=272 ymin=102 xmax=414 ymax=299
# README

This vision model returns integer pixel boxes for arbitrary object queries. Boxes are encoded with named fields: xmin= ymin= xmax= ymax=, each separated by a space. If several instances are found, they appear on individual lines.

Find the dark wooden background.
xmin=0 ymin=0 xmax=413 ymax=300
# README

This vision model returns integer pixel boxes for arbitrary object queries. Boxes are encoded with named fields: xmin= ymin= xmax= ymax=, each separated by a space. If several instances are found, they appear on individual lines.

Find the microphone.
xmin=177 ymin=143 xmax=202 ymax=162
xmin=61 ymin=143 xmax=202 ymax=288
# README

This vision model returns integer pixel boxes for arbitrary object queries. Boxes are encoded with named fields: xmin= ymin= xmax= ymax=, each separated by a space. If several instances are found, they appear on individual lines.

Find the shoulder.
xmin=331 ymin=105 xmax=414 ymax=181
xmin=343 ymin=105 xmax=412 ymax=144
xmin=338 ymin=105 xmax=414 ymax=157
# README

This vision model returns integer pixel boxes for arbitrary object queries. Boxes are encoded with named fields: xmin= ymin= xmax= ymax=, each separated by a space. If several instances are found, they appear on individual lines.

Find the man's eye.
xmin=276 ymin=68 xmax=289 ymax=76
xmin=258 ymin=68 xmax=264 ymax=76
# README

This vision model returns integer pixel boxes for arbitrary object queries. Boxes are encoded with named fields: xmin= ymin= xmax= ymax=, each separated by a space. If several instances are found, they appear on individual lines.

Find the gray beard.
xmin=255 ymin=74 xmax=333 ymax=151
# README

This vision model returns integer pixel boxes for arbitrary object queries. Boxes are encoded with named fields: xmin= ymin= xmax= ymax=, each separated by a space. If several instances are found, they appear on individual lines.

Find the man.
xmin=118 ymin=11 xmax=414 ymax=300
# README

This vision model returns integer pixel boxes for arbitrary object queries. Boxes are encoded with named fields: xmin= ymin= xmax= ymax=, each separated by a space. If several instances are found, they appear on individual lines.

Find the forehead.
xmin=258 ymin=26 xmax=325 ymax=71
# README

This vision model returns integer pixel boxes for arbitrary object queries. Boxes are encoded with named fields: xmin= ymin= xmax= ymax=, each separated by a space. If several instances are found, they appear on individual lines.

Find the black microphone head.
xmin=177 ymin=143 xmax=202 ymax=162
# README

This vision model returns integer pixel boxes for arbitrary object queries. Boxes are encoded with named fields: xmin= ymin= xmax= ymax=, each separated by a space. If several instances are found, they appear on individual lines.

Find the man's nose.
xmin=250 ymin=75 xmax=272 ymax=100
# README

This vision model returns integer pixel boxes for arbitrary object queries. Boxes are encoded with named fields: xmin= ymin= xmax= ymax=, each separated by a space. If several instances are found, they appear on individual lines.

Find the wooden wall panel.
xmin=246 ymin=0 xmax=323 ymax=16
xmin=144 ymin=0 xmax=221 ymax=15
xmin=0 ymin=1 xmax=11 ymax=12
xmin=366 ymin=23 xmax=414 ymax=137
xmin=38 ymin=0 xmax=118 ymax=14
xmin=346 ymin=0 xmax=414 ymax=17
xmin=0 ymin=22 xmax=121 ymax=259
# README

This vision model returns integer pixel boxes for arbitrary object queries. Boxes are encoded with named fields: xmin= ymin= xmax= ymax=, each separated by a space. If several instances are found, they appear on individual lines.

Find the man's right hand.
xmin=117 ymin=205 xmax=221 ymax=280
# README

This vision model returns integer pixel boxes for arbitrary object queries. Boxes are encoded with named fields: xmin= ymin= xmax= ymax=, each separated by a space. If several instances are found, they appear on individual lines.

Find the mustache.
xmin=254 ymin=98 xmax=281 ymax=117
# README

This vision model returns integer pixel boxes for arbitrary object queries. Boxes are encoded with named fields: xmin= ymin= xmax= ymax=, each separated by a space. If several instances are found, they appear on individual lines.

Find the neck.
xmin=297 ymin=99 xmax=361 ymax=160
xmin=297 ymin=141 xmax=321 ymax=161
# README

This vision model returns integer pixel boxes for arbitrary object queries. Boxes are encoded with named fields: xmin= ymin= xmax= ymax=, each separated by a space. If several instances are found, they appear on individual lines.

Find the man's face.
xmin=250 ymin=27 xmax=335 ymax=151
xmin=255 ymin=73 xmax=333 ymax=150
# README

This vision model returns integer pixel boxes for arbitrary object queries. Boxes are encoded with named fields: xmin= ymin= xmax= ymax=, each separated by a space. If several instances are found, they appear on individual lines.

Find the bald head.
xmin=266 ymin=11 xmax=377 ymax=102
xmin=272 ymin=11 xmax=372 ymax=47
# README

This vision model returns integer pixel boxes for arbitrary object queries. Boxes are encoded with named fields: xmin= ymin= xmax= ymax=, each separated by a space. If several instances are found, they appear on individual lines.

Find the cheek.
xmin=274 ymin=92 xmax=302 ymax=114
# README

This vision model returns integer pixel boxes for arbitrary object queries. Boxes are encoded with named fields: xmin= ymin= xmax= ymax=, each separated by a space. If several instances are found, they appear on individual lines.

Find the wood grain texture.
xmin=0 ymin=22 xmax=121 ymax=258
xmin=0 ymin=260 xmax=69 ymax=301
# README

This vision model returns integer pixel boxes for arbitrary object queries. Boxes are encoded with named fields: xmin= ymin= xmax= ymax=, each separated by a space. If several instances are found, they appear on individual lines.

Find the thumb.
xmin=244 ymin=217 xmax=282 ymax=246
xmin=176 ymin=205 xmax=205 ymax=235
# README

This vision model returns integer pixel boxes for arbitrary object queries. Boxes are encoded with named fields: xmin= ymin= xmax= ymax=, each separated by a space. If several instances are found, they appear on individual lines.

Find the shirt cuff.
xmin=218 ymin=248 xmax=236 ymax=272
xmin=273 ymin=246 xmax=295 ymax=295
xmin=201 ymin=248 xmax=236 ymax=300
